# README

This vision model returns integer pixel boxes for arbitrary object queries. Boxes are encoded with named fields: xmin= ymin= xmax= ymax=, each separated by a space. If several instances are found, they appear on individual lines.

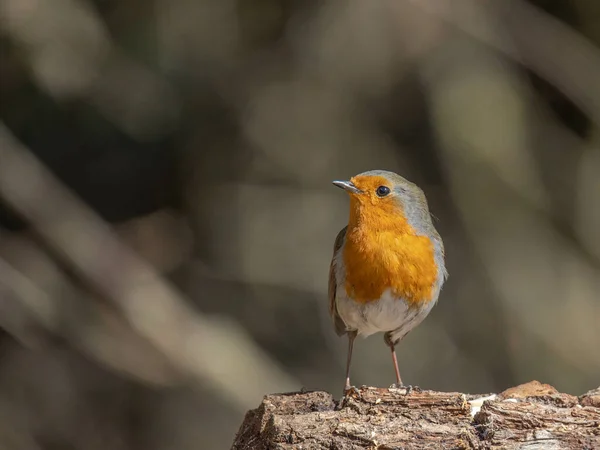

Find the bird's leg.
xmin=390 ymin=343 xmax=403 ymax=387
xmin=344 ymin=331 xmax=358 ymax=394
xmin=336 ymin=331 xmax=360 ymax=409
xmin=384 ymin=332 xmax=417 ymax=394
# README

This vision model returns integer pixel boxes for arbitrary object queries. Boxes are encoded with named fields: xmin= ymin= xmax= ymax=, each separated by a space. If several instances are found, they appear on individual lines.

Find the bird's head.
xmin=333 ymin=170 xmax=432 ymax=235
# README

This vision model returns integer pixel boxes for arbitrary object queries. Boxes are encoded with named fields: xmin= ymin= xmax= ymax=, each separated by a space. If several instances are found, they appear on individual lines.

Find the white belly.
xmin=336 ymin=288 xmax=425 ymax=338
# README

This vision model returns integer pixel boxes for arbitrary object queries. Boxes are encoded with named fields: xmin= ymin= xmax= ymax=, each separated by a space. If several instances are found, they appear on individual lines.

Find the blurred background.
xmin=1 ymin=0 xmax=599 ymax=448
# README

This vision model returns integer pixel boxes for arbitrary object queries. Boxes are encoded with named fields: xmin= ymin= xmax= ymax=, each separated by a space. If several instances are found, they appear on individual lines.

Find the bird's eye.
xmin=376 ymin=186 xmax=391 ymax=197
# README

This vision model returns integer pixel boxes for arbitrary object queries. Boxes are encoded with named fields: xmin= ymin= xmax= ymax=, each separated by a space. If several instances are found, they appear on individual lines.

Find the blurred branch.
xmin=0 ymin=236 xmax=181 ymax=385
xmin=410 ymin=0 xmax=600 ymax=127
xmin=0 ymin=123 xmax=299 ymax=410
xmin=0 ymin=0 xmax=180 ymax=140
xmin=0 ymin=256 xmax=57 ymax=347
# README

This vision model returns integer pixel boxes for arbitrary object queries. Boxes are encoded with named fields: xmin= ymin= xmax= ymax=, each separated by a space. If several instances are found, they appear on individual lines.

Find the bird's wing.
xmin=431 ymin=229 xmax=449 ymax=282
xmin=329 ymin=226 xmax=348 ymax=336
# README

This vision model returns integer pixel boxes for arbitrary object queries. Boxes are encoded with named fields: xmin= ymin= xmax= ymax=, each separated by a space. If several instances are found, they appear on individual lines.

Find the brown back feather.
xmin=329 ymin=226 xmax=348 ymax=336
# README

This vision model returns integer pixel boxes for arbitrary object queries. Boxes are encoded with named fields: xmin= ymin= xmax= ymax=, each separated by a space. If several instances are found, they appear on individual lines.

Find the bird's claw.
xmin=343 ymin=385 xmax=361 ymax=398
xmin=335 ymin=385 xmax=361 ymax=410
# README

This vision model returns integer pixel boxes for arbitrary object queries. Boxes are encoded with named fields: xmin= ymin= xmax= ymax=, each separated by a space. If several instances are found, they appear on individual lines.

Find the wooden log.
xmin=231 ymin=381 xmax=600 ymax=449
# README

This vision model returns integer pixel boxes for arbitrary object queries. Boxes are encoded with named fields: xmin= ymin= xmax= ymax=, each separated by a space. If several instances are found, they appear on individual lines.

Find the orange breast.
xmin=342 ymin=197 xmax=438 ymax=306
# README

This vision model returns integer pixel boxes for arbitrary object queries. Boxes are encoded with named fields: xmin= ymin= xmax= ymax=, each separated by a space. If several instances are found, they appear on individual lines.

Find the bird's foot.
xmin=336 ymin=385 xmax=361 ymax=410
xmin=343 ymin=385 xmax=361 ymax=398
xmin=389 ymin=384 xmax=420 ymax=395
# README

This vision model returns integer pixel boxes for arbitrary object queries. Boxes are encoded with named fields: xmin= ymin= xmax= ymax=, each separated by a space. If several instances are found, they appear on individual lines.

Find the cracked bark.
xmin=231 ymin=381 xmax=600 ymax=449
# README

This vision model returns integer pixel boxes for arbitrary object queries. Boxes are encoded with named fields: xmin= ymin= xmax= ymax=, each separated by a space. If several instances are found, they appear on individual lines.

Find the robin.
xmin=329 ymin=170 xmax=447 ymax=393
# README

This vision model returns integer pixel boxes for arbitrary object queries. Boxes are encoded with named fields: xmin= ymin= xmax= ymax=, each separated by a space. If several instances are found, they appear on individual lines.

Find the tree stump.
xmin=231 ymin=381 xmax=600 ymax=449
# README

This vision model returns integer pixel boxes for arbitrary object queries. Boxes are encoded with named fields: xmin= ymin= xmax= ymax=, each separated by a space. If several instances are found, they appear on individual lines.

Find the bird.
xmin=329 ymin=170 xmax=447 ymax=394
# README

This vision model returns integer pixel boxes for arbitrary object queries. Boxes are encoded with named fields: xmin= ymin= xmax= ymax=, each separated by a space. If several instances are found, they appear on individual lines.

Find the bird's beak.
xmin=332 ymin=180 xmax=362 ymax=194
